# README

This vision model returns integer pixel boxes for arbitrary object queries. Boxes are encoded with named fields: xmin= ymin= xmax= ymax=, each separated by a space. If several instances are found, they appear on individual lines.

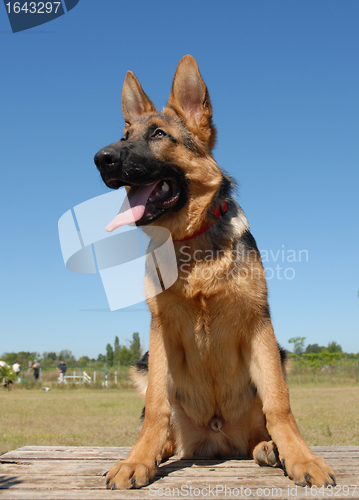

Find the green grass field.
xmin=0 ymin=388 xmax=143 ymax=456
xmin=289 ymin=386 xmax=359 ymax=446
xmin=1 ymin=384 xmax=358 ymax=456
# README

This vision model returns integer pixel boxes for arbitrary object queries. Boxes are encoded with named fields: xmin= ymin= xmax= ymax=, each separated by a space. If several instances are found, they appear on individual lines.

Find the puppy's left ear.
xmin=166 ymin=55 xmax=216 ymax=150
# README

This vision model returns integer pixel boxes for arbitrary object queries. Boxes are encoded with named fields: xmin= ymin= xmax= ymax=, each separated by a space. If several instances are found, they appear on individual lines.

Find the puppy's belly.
xmin=172 ymin=379 xmax=260 ymax=458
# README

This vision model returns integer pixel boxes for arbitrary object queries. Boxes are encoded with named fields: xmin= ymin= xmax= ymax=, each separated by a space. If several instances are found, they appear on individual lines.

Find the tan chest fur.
xmin=148 ymin=276 xmax=257 ymax=428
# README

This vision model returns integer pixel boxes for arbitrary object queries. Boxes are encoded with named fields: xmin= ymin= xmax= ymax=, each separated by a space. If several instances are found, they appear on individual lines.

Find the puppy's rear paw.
xmin=253 ymin=440 xmax=280 ymax=467
xmin=105 ymin=460 xmax=156 ymax=490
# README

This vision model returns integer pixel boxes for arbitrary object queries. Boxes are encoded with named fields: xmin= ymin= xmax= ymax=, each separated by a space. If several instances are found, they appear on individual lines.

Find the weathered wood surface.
xmin=0 ymin=446 xmax=358 ymax=499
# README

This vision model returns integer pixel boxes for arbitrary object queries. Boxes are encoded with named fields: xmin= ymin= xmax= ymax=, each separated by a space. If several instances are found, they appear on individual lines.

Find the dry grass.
xmin=287 ymin=364 xmax=359 ymax=386
xmin=289 ymin=386 xmax=359 ymax=446
xmin=1 ymin=385 xmax=358 ymax=456
xmin=0 ymin=388 xmax=143 ymax=456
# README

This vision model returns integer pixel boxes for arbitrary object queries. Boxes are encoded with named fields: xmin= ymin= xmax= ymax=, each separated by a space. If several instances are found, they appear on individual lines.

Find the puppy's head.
xmin=95 ymin=55 xmax=227 ymax=240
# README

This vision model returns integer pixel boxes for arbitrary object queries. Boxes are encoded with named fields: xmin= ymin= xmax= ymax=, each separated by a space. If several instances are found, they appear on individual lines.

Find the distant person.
xmin=12 ymin=360 xmax=21 ymax=382
xmin=12 ymin=360 xmax=21 ymax=375
xmin=57 ymin=360 xmax=67 ymax=383
xmin=32 ymin=360 xmax=40 ymax=381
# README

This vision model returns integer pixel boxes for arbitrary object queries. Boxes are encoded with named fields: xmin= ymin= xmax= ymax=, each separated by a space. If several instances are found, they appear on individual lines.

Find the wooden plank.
xmin=1 ymin=481 xmax=359 ymax=500
xmin=0 ymin=446 xmax=131 ymax=461
xmin=0 ymin=460 xmax=110 ymax=476
xmin=1 ymin=472 xmax=357 ymax=489
xmin=2 ymin=446 xmax=359 ymax=462
xmin=2 ymin=457 xmax=357 ymax=475
xmin=0 ymin=446 xmax=358 ymax=500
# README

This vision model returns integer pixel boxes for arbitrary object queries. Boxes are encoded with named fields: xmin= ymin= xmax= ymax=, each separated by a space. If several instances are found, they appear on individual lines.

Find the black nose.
xmin=94 ymin=147 xmax=119 ymax=172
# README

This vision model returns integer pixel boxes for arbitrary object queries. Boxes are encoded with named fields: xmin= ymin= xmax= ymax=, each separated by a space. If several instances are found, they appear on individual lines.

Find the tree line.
xmin=99 ymin=333 xmax=141 ymax=367
xmin=287 ymin=337 xmax=359 ymax=368
xmin=288 ymin=337 xmax=344 ymax=355
xmin=1 ymin=332 xmax=142 ymax=369
xmin=3 ymin=334 xmax=358 ymax=372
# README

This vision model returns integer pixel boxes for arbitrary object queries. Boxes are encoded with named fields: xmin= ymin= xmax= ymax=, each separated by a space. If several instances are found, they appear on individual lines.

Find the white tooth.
xmin=161 ymin=182 xmax=170 ymax=193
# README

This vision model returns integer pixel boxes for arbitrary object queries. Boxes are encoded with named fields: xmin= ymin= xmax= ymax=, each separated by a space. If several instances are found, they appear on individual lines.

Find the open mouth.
xmin=105 ymin=179 xmax=181 ymax=232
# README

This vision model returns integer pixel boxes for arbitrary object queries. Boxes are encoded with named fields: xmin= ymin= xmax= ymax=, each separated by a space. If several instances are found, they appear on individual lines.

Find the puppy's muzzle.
xmin=94 ymin=146 xmax=122 ymax=174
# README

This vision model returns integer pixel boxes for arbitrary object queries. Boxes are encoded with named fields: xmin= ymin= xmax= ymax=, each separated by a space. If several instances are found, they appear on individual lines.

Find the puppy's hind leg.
xmin=253 ymin=440 xmax=281 ymax=467
xmin=160 ymin=425 xmax=176 ymax=462
xmin=248 ymin=399 xmax=281 ymax=468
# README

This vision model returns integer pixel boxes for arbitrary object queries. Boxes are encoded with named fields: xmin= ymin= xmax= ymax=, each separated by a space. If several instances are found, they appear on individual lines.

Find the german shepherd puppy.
xmin=94 ymin=55 xmax=335 ymax=490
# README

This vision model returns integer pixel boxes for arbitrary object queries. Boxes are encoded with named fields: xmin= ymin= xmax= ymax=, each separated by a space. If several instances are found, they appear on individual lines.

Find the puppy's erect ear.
xmin=166 ymin=55 xmax=216 ymax=150
xmin=122 ymin=71 xmax=157 ymax=127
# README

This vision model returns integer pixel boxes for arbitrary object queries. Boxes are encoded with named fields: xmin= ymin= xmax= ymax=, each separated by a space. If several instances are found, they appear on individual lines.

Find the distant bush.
xmin=288 ymin=350 xmax=359 ymax=368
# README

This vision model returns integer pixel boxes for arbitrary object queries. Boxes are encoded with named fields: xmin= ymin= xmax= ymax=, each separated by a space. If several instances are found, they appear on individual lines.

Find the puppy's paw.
xmin=105 ymin=460 xmax=156 ymax=490
xmin=253 ymin=440 xmax=280 ymax=467
xmin=281 ymin=454 xmax=336 ymax=488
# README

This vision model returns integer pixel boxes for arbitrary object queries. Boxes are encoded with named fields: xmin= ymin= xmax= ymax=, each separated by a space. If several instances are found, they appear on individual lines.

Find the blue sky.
xmin=1 ymin=1 xmax=358 ymax=359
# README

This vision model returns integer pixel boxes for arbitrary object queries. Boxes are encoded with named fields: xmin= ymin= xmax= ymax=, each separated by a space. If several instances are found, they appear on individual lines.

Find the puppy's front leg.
xmin=106 ymin=331 xmax=172 ymax=490
xmin=246 ymin=322 xmax=336 ymax=487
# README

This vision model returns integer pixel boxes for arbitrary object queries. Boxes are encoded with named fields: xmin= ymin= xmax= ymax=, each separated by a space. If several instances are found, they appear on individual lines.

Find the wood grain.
xmin=0 ymin=446 xmax=358 ymax=499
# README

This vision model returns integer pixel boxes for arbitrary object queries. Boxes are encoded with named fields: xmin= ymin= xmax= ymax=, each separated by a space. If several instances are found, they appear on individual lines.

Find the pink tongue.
xmin=105 ymin=182 xmax=158 ymax=232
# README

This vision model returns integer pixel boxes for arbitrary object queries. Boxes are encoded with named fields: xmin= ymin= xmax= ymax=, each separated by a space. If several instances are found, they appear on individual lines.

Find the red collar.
xmin=173 ymin=201 xmax=228 ymax=242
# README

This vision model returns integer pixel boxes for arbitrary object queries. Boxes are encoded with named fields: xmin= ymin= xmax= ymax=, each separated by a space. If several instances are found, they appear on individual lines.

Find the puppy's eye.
xmin=153 ymin=129 xmax=166 ymax=138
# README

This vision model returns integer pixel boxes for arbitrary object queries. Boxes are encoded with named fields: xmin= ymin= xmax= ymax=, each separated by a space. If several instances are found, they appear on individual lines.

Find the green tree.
xmin=326 ymin=341 xmax=342 ymax=353
xmin=3 ymin=351 xmax=38 ymax=368
xmin=42 ymin=352 xmax=58 ymax=367
xmin=130 ymin=332 xmax=141 ymax=362
xmin=114 ymin=336 xmax=120 ymax=358
xmin=78 ymin=356 xmax=91 ymax=366
xmin=59 ymin=350 xmax=75 ymax=363
xmin=0 ymin=362 xmax=16 ymax=386
xmin=43 ymin=352 xmax=57 ymax=361
xmin=305 ymin=344 xmax=323 ymax=354
xmin=106 ymin=344 xmax=114 ymax=366
xmin=117 ymin=345 xmax=132 ymax=366
xmin=288 ymin=337 xmax=306 ymax=356
xmin=3 ymin=353 xmax=18 ymax=366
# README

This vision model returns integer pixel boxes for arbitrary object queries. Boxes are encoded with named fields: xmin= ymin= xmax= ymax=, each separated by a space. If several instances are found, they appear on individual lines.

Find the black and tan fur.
xmin=94 ymin=55 xmax=335 ymax=490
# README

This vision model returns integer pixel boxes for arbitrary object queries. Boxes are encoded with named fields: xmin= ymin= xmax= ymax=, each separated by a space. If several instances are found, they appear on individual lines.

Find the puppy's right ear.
xmin=122 ymin=71 xmax=157 ymax=127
